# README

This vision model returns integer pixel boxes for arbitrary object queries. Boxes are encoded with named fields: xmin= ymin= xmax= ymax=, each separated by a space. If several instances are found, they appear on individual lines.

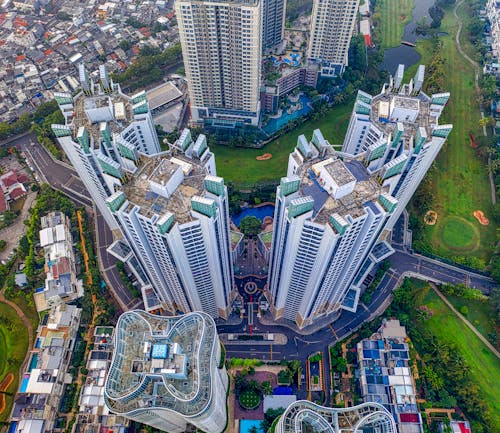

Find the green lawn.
xmin=443 ymin=294 xmax=499 ymax=348
xmin=239 ymin=390 xmax=261 ymax=409
xmin=373 ymin=0 xmax=414 ymax=49
xmin=417 ymin=287 xmax=500 ymax=426
xmin=0 ymin=301 xmax=29 ymax=422
xmin=212 ymin=102 xmax=352 ymax=186
xmin=407 ymin=6 xmax=496 ymax=266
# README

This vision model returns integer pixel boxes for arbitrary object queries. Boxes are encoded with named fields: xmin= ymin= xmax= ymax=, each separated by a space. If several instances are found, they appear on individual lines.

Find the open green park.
xmin=405 ymin=4 xmax=496 ymax=266
xmin=0 ymin=301 xmax=29 ymax=422
xmin=372 ymin=0 xmax=414 ymax=49
xmin=413 ymin=285 xmax=500 ymax=427
xmin=212 ymin=102 xmax=352 ymax=185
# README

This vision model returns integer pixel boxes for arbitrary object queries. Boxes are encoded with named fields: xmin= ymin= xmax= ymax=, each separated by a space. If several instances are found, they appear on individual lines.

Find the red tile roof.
xmin=0 ymin=190 xmax=7 ymax=212
xmin=9 ymin=186 xmax=26 ymax=200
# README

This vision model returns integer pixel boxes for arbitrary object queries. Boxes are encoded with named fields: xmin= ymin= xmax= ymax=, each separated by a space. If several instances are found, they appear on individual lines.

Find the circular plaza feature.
xmin=239 ymin=390 xmax=261 ymax=410
xmin=244 ymin=281 xmax=259 ymax=295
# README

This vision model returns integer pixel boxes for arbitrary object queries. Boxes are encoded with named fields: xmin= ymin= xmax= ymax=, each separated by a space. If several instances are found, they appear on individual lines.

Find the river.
xmin=380 ymin=0 xmax=436 ymax=73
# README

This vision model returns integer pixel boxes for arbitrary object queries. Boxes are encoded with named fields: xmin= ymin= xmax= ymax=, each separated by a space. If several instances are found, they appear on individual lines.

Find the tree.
xmin=261 ymin=408 xmax=286 ymax=432
xmin=119 ymin=40 xmax=132 ymax=51
xmin=0 ymin=240 xmax=6 ymax=251
xmin=238 ymin=216 xmax=262 ymax=236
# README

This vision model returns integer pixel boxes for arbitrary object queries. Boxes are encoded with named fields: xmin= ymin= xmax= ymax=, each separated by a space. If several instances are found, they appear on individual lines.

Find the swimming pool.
xmin=240 ymin=419 xmax=264 ymax=433
xmin=28 ymin=353 xmax=39 ymax=372
xmin=231 ymin=205 xmax=275 ymax=227
xmin=20 ymin=374 xmax=30 ymax=393
xmin=263 ymin=95 xmax=312 ymax=134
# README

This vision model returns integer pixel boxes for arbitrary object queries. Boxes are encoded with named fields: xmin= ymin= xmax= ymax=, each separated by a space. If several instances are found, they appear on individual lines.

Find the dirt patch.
xmin=473 ymin=210 xmax=490 ymax=225
xmin=469 ymin=132 xmax=478 ymax=148
xmin=256 ymin=153 xmax=272 ymax=160
xmin=424 ymin=210 xmax=438 ymax=225
xmin=0 ymin=372 xmax=14 ymax=414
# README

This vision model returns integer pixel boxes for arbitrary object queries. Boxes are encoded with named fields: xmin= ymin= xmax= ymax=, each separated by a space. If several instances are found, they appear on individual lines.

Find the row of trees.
xmin=111 ymin=43 xmax=182 ymax=91
xmin=0 ymin=100 xmax=59 ymax=141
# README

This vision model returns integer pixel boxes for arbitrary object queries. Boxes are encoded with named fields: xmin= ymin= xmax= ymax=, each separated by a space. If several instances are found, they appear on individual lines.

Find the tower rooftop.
xmin=104 ymin=311 xmax=219 ymax=417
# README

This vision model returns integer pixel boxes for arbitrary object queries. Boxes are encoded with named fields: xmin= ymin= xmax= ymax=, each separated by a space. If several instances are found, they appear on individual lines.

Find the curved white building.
xmin=104 ymin=310 xmax=228 ymax=433
xmin=275 ymin=400 xmax=397 ymax=433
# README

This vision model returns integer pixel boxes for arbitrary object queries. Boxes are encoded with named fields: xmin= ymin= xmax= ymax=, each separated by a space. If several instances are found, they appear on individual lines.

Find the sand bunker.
xmin=256 ymin=153 xmax=272 ymax=160
xmin=424 ymin=210 xmax=438 ymax=225
xmin=0 ymin=372 xmax=14 ymax=414
xmin=473 ymin=210 xmax=489 ymax=225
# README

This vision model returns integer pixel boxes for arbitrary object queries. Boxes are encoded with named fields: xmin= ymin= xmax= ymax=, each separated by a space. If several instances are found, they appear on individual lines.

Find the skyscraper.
xmin=274 ymin=400 xmax=397 ymax=433
xmin=267 ymin=66 xmax=452 ymax=328
xmin=307 ymin=0 xmax=360 ymax=76
xmin=104 ymin=310 xmax=228 ymax=433
xmin=176 ymin=0 xmax=262 ymax=126
xmin=51 ymin=64 xmax=161 ymax=231
xmin=263 ymin=0 xmax=286 ymax=52
xmin=106 ymin=129 xmax=235 ymax=318
xmin=267 ymin=129 xmax=398 ymax=328
xmin=341 ymin=64 xmax=452 ymax=230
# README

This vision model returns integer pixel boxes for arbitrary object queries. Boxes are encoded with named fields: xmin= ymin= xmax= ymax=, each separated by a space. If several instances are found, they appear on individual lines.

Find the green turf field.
xmin=372 ymin=0 xmax=414 ymax=49
xmin=417 ymin=287 xmax=500 ymax=426
xmin=0 ymin=302 xmax=29 ymax=422
xmin=212 ymin=102 xmax=352 ymax=185
xmin=406 ymin=6 xmax=496 ymax=266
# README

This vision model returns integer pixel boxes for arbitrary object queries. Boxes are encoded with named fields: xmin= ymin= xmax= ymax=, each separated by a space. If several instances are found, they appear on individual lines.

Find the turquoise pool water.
xmin=240 ymin=420 xmax=264 ymax=433
xmin=28 ymin=353 xmax=39 ymax=372
xmin=20 ymin=375 xmax=29 ymax=393
xmin=263 ymin=95 xmax=313 ymax=134
xmin=231 ymin=205 xmax=275 ymax=227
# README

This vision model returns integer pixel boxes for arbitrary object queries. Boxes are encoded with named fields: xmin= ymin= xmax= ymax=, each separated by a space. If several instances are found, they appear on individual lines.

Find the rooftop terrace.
xmin=120 ymin=151 xmax=208 ymax=223
xmin=294 ymin=148 xmax=384 ymax=224
xmin=104 ymin=311 xmax=219 ymax=417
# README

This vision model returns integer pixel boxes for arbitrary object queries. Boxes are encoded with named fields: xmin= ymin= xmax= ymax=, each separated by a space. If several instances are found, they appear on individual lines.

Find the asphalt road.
xmin=7 ymin=134 xmax=137 ymax=311
xmin=10 ymin=133 xmax=497 ymax=371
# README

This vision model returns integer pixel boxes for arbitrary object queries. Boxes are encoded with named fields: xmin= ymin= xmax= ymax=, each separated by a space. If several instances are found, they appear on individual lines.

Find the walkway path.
xmin=429 ymin=283 xmax=500 ymax=359
xmin=453 ymin=0 xmax=497 ymax=204
xmin=0 ymin=290 xmax=34 ymax=385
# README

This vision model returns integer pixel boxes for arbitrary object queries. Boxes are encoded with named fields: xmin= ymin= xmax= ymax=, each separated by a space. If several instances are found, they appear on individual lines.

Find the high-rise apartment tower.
xmin=176 ymin=0 xmax=262 ymax=126
xmin=307 ymin=0 xmax=360 ymax=76
xmin=341 ymin=64 xmax=452 ymax=230
xmin=267 ymin=129 xmax=398 ymax=328
xmin=274 ymin=400 xmax=397 ymax=433
xmin=105 ymin=310 xmax=228 ymax=433
xmin=105 ymin=129 xmax=235 ymax=318
xmin=51 ymin=64 xmax=161 ymax=231
xmin=263 ymin=0 xmax=286 ymax=52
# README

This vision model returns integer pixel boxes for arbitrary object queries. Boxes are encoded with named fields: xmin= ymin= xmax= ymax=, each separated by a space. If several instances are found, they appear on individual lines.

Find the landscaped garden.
xmin=239 ymin=389 xmax=261 ymax=410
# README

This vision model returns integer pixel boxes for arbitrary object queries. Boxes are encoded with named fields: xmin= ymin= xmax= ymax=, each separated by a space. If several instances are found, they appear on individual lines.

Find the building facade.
xmin=267 ymin=129 xmax=398 ymax=328
xmin=104 ymin=310 xmax=228 ymax=433
xmin=106 ymin=129 xmax=235 ymax=318
xmin=262 ymin=0 xmax=286 ymax=52
xmin=341 ymin=64 xmax=453 ymax=230
xmin=175 ymin=0 xmax=262 ymax=126
xmin=307 ymin=0 xmax=360 ymax=76
xmin=51 ymin=64 xmax=161 ymax=231
xmin=10 ymin=305 xmax=82 ymax=433
xmin=73 ymin=326 xmax=129 ymax=433
xmin=274 ymin=400 xmax=397 ymax=433
xmin=34 ymin=211 xmax=83 ymax=312
xmin=358 ymin=320 xmax=424 ymax=433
